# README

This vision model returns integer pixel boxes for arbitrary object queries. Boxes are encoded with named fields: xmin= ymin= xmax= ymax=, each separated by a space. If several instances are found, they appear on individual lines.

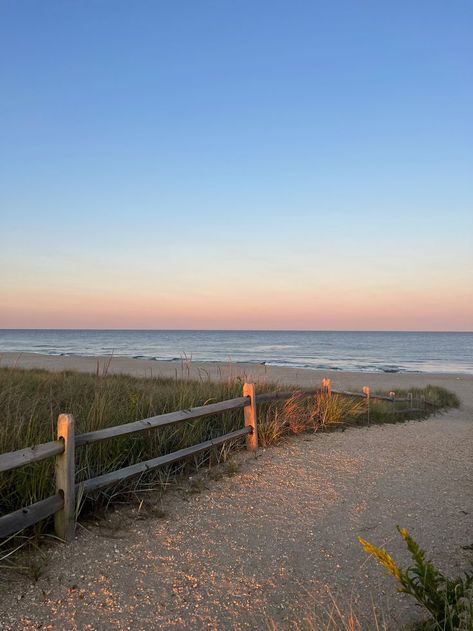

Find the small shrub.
xmin=359 ymin=528 xmax=473 ymax=630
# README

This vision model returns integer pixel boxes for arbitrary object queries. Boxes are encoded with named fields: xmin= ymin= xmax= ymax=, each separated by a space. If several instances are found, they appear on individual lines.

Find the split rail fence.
xmin=0 ymin=380 xmax=426 ymax=543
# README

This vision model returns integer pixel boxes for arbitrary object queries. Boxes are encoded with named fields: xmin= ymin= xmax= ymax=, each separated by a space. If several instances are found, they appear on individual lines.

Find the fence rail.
xmin=80 ymin=427 xmax=252 ymax=495
xmin=0 ymin=440 xmax=64 ymax=474
xmin=75 ymin=396 xmax=250 ymax=447
xmin=0 ymin=379 xmax=428 ymax=542
xmin=0 ymin=495 xmax=64 ymax=538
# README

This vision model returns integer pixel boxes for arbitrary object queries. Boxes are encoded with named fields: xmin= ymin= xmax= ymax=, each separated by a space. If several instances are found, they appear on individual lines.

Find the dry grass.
xmin=0 ymin=367 xmax=267 ymax=523
xmin=268 ymin=596 xmax=388 ymax=630
xmin=258 ymin=392 xmax=366 ymax=446
xmin=0 ymin=367 xmax=457 ymax=544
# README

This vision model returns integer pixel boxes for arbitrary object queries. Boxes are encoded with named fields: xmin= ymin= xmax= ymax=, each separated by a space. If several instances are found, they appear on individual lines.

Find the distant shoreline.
xmin=1 ymin=349 xmax=472 ymax=377
xmin=1 ymin=352 xmax=472 ymax=408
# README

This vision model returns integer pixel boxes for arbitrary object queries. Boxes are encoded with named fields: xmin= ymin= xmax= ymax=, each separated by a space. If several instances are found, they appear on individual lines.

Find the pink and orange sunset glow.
xmin=1 ymin=5 xmax=473 ymax=630
xmin=1 ymin=3 xmax=472 ymax=333
xmin=2 ymin=261 xmax=472 ymax=330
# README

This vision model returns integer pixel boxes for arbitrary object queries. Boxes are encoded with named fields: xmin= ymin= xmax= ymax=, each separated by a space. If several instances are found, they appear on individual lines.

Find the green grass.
xmin=351 ymin=385 xmax=459 ymax=427
xmin=0 ymin=367 xmax=459 ymax=542
xmin=0 ymin=367 xmax=270 ymax=521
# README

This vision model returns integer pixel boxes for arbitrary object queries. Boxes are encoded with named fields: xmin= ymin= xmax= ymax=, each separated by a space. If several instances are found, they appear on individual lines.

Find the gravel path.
xmin=0 ymin=372 xmax=472 ymax=630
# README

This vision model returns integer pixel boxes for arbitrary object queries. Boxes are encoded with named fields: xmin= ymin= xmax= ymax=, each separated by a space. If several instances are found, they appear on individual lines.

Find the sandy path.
xmin=0 ymin=355 xmax=472 ymax=629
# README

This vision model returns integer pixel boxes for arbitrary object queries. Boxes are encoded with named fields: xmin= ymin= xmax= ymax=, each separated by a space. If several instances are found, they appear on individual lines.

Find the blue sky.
xmin=1 ymin=1 xmax=472 ymax=329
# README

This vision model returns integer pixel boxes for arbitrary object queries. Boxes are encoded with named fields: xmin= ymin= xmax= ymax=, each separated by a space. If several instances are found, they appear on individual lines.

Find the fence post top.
xmin=322 ymin=377 xmax=332 ymax=395
xmin=58 ymin=413 xmax=74 ymax=424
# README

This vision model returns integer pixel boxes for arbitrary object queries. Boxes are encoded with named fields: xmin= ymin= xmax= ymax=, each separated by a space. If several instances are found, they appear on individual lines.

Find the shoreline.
xmin=2 ymin=351 xmax=473 ymax=409
xmin=4 ymin=351 xmax=473 ymax=377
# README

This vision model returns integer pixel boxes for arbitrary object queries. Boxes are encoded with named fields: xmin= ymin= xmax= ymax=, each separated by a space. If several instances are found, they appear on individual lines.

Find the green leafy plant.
xmin=359 ymin=528 xmax=473 ymax=630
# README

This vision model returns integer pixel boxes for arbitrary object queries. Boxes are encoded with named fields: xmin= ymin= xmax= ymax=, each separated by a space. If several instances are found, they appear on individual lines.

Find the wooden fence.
xmin=0 ymin=379 xmax=422 ymax=543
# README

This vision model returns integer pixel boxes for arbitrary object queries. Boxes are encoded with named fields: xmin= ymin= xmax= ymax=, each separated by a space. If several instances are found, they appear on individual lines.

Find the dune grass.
xmin=0 ymin=367 xmax=458 ymax=541
xmin=0 ymin=367 xmax=267 ymax=522
xmin=349 ymin=385 xmax=459 ymax=427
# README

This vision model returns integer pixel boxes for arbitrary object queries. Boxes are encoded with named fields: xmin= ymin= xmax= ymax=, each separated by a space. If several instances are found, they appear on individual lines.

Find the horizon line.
xmin=1 ymin=328 xmax=472 ymax=334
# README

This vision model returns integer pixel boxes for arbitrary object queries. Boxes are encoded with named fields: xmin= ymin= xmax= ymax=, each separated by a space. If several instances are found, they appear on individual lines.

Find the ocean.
xmin=0 ymin=330 xmax=472 ymax=375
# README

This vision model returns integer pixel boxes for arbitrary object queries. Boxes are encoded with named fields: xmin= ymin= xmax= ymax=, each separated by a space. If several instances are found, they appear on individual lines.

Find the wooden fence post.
xmin=363 ymin=386 xmax=370 ymax=424
xmin=55 ymin=414 xmax=76 ymax=542
xmin=243 ymin=383 xmax=258 ymax=452
xmin=322 ymin=378 xmax=332 ymax=396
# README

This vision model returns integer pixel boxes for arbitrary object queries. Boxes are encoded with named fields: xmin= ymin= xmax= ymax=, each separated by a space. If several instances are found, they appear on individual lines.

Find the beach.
xmin=3 ymin=2 xmax=472 ymax=627
xmin=0 ymin=352 xmax=472 ymax=629
xmin=2 ymin=351 xmax=473 ymax=410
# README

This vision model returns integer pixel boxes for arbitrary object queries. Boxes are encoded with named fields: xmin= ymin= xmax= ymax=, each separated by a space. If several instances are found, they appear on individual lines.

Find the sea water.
xmin=0 ymin=330 xmax=472 ymax=374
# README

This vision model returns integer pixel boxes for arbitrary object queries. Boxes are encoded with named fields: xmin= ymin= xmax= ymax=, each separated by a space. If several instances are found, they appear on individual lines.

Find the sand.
xmin=1 ymin=351 xmax=473 ymax=408
xmin=0 ymin=352 xmax=472 ymax=630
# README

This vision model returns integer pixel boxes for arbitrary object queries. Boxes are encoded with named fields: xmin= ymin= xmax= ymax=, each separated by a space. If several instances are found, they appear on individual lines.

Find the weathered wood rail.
xmin=0 ymin=379 xmax=426 ymax=543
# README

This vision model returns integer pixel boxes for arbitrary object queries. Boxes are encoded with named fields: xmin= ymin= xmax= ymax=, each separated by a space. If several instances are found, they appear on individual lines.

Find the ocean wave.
xmin=132 ymin=355 xmax=181 ymax=361
xmin=1 ymin=330 xmax=472 ymax=375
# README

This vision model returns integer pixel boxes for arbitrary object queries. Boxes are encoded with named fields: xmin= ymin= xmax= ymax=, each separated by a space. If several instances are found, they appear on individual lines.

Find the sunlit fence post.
xmin=363 ymin=386 xmax=370 ymax=424
xmin=243 ymin=383 xmax=258 ymax=451
xmin=322 ymin=377 xmax=332 ymax=396
xmin=55 ymin=414 xmax=76 ymax=542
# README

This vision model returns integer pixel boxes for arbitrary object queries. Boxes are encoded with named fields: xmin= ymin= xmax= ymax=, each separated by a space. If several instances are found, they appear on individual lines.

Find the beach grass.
xmin=0 ymin=367 xmax=458 ymax=541
xmin=366 ymin=385 xmax=459 ymax=426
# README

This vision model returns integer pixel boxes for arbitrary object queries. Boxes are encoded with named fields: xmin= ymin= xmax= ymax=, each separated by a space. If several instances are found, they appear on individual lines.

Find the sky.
xmin=1 ymin=1 xmax=472 ymax=331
